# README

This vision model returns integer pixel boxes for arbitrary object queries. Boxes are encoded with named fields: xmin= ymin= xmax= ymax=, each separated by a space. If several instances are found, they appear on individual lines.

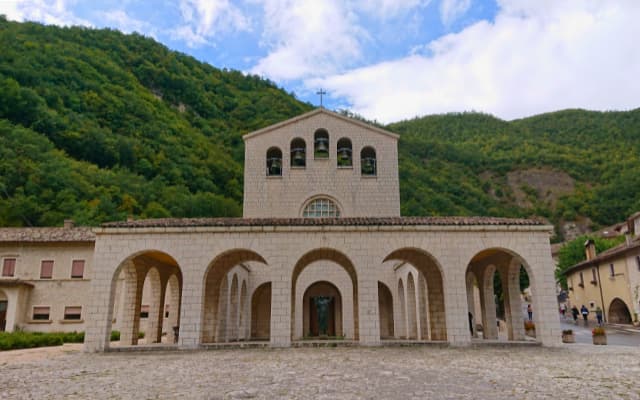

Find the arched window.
xmin=314 ymin=129 xmax=329 ymax=159
xmin=361 ymin=146 xmax=376 ymax=176
xmin=302 ymin=197 xmax=341 ymax=217
xmin=290 ymin=138 xmax=306 ymax=167
xmin=266 ymin=147 xmax=282 ymax=176
xmin=336 ymin=138 xmax=352 ymax=167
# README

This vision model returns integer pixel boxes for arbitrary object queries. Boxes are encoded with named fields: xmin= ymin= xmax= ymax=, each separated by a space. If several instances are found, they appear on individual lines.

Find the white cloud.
xmin=440 ymin=0 xmax=471 ymax=26
xmin=310 ymin=0 xmax=640 ymax=122
xmin=0 ymin=0 xmax=91 ymax=26
xmin=250 ymin=0 xmax=365 ymax=81
xmin=97 ymin=9 xmax=156 ymax=37
xmin=174 ymin=0 xmax=250 ymax=47
xmin=355 ymin=0 xmax=430 ymax=19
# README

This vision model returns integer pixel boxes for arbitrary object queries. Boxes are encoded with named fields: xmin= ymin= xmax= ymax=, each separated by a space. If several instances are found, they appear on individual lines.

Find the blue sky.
xmin=2 ymin=0 xmax=639 ymax=123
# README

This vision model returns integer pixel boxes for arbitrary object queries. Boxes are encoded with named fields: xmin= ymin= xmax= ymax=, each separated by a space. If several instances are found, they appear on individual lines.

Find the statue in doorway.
xmin=315 ymin=296 xmax=332 ymax=335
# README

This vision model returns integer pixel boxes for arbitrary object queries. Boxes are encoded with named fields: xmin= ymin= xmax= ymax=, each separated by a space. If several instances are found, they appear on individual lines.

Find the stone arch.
xmin=384 ymin=248 xmax=446 ymax=341
xmin=303 ymin=281 xmax=343 ymax=337
xmin=406 ymin=272 xmax=418 ymax=339
xmin=609 ymin=297 xmax=632 ymax=324
xmin=251 ymin=282 xmax=271 ymax=340
xmin=360 ymin=146 xmax=376 ymax=176
xmin=201 ymin=249 xmax=267 ymax=343
xmin=291 ymin=248 xmax=358 ymax=340
xmin=108 ymin=250 xmax=183 ymax=347
xmin=397 ymin=279 xmax=407 ymax=339
xmin=466 ymin=247 xmax=537 ymax=342
xmin=378 ymin=281 xmax=394 ymax=339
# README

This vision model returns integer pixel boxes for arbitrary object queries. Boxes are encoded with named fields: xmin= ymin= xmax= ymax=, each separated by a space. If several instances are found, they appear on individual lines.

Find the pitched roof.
xmin=101 ymin=216 xmax=545 ymax=228
xmin=0 ymin=227 xmax=95 ymax=243
xmin=563 ymin=235 xmax=640 ymax=275
xmin=242 ymin=108 xmax=400 ymax=141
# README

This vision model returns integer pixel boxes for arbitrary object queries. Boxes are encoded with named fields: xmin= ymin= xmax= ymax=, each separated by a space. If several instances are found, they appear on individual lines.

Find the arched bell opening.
xmin=466 ymin=248 xmax=537 ymax=342
xmin=609 ymin=298 xmax=632 ymax=324
xmin=314 ymin=129 xmax=329 ymax=159
xmin=361 ymin=146 xmax=376 ymax=176
xmin=302 ymin=281 xmax=343 ymax=338
xmin=266 ymin=147 xmax=282 ymax=176
xmin=290 ymin=137 xmax=306 ymax=168
xmin=337 ymin=137 xmax=352 ymax=167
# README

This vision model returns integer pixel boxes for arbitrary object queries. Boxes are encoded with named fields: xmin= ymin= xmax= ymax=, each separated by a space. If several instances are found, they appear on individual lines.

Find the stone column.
xmin=119 ymin=262 xmax=147 ymax=346
xmin=357 ymin=266 xmax=380 ymax=346
xmin=479 ymin=265 xmax=498 ymax=340
xmin=270 ymin=273 xmax=291 ymax=347
xmin=177 ymin=266 xmax=204 ymax=349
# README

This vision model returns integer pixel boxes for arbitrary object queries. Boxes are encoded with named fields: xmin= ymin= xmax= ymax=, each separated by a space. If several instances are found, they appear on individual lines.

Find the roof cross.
xmin=316 ymin=88 xmax=327 ymax=108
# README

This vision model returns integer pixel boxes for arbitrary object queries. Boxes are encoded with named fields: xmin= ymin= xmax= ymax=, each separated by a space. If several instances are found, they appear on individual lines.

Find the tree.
xmin=555 ymin=235 xmax=625 ymax=289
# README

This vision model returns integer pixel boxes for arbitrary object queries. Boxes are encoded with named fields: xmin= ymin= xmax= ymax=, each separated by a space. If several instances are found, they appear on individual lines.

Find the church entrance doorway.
xmin=303 ymin=282 xmax=342 ymax=338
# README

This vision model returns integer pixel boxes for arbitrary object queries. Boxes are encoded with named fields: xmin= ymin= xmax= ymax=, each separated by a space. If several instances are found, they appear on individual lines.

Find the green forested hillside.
xmin=1 ymin=18 xmax=639 ymax=239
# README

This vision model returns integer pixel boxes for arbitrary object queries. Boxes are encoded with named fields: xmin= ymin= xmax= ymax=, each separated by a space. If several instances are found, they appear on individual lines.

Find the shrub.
xmin=524 ymin=320 xmax=535 ymax=330
xmin=592 ymin=327 xmax=606 ymax=336
xmin=110 ymin=330 xmax=120 ymax=341
xmin=562 ymin=329 xmax=573 ymax=335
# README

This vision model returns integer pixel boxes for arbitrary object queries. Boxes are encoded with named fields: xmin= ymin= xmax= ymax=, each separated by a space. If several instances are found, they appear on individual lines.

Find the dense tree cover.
xmin=1 ymin=19 xmax=639 ymax=231
xmin=554 ymin=235 xmax=625 ymax=289
xmin=0 ymin=18 xmax=309 ymax=226
xmin=390 ymin=109 xmax=640 ymax=238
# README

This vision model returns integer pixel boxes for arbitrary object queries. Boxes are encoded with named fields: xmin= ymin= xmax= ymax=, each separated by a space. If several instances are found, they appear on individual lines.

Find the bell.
xmin=269 ymin=158 xmax=281 ymax=175
xmin=293 ymin=149 xmax=305 ymax=162
xmin=362 ymin=158 xmax=375 ymax=174
xmin=315 ymin=138 xmax=328 ymax=153
xmin=339 ymin=147 xmax=351 ymax=160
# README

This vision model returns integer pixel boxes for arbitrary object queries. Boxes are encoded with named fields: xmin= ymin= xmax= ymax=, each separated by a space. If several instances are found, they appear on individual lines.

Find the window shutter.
xmin=71 ymin=260 xmax=85 ymax=278
xmin=41 ymin=260 xmax=54 ymax=279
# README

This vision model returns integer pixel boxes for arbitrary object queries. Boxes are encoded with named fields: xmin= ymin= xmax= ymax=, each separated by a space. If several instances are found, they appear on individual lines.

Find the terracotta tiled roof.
xmin=102 ymin=216 xmax=545 ymax=228
xmin=563 ymin=236 xmax=640 ymax=275
xmin=0 ymin=227 xmax=95 ymax=242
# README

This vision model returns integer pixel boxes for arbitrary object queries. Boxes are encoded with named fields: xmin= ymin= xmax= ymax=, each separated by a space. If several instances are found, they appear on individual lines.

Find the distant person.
xmin=468 ymin=312 xmax=474 ymax=334
xmin=595 ymin=306 xmax=603 ymax=326
xmin=571 ymin=305 xmax=579 ymax=323
xmin=527 ymin=304 xmax=533 ymax=321
xmin=559 ymin=303 xmax=566 ymax=317
xmin=581 ymin=305 xmax=589 ymax=325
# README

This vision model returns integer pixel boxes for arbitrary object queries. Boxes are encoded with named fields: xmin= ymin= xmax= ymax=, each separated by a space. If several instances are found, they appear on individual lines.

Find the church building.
xmin=2 ymin=108 xmax=561 ymax=350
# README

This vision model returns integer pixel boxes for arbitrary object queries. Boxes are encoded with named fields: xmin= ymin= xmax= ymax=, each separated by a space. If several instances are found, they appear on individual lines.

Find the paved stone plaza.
xmin=2 ymin=344 xmax=639 ymax=399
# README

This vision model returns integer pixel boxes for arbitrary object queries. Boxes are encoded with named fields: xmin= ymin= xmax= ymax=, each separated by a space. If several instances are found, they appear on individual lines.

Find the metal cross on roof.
xmin=316 ymin=89 xmax=327 ymax=108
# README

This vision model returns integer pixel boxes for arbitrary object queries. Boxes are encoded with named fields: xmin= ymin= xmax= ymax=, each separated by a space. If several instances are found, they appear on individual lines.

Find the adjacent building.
xmin=563 ymin=212 xmax=640 ymax=324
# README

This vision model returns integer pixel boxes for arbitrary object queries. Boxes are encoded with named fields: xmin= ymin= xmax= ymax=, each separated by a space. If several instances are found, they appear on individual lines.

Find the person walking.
xmin=559 ymin=303 xmax=566 ymax=318
xmin=527 ymin=304 xmax=533 ymax=321
xmin=571 ymin=305 xmax=579 ymax=323
xmin=595 ymin=306 xmax=603 ymax=326
xmin=581 ymin=305 xmax=589 ymax=326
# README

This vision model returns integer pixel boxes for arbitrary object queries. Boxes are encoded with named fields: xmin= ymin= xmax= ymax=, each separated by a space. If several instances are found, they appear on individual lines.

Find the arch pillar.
xmin=357 ymin=269 xmax=379 ymax=346
xmin=270 ymin=273 xmax=291 ymax=347
xmin=146 ymin=270 xmax=169 ymax=344
xmin=500 ymin=260 xmax=525 ymax=341
xmin=120 ymin=261 xmax=148 ymax=346
xmin=177 ymin=266 xmax=204 ymax=349
xmin=479 ymin=265 xmax=498 ymax=340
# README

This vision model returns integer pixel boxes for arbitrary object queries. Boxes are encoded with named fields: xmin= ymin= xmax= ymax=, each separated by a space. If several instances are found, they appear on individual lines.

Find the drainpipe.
xmin=596 ymin=264 xmax=606 ymax=323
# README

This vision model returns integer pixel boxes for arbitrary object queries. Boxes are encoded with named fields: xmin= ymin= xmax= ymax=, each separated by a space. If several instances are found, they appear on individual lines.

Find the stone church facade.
xmin=78 ymin=108 xmax=560 ymax=351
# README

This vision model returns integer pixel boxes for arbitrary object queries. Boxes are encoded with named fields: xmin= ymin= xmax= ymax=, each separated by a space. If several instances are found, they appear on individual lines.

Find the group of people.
xmin=560 ymin=303 xmax=603 ymax=325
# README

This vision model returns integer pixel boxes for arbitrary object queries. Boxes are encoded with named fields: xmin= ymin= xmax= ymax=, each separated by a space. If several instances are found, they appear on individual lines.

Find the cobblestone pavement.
xmin=2 ymin=344 xmax=640 ymax=400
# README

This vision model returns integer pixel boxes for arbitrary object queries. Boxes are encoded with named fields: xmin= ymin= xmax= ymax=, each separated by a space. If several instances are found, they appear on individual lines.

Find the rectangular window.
xmin=636 ymin=255 xmax=640 ymax=271
xmin=64 ymin=306 xmax=82 ymax=320
xmin=71 ymin=260 xmax=85 ymax=278
xmin=2 ymin=258 xmax=16 ymax=277
xmin=140 ymin=305 xmax=149 ymax=319
xmin=592 ymin=268 xmax=597 ymax=282
xmin=33 ymin=306 xmax=50 ymax=320
xmin=610 ymin=263 xmax=615 ymax=277
xmin=40 ymin=260 xmax=54 ymax=279
xmin=579 ymin=272 xmax=584 ymax=287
